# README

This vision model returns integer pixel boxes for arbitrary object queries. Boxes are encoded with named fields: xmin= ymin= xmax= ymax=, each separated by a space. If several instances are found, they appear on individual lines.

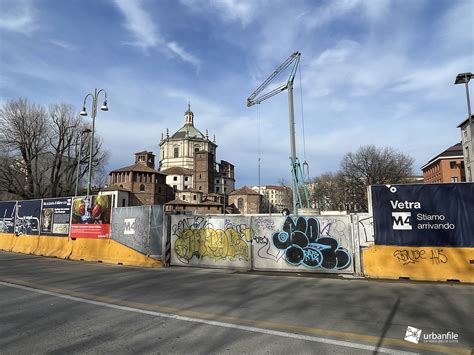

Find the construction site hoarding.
xmin=370 ymin=183 xmax=474 ymax=247
xmin=70 ymin=195 xmax=111 ymax=239
xmin=40 ymin=197 xmax=72 ymax=236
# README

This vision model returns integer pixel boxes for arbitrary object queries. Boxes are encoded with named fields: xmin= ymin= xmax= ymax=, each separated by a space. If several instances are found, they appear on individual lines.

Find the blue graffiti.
xmin=271 ymin=216 xmax=351 ymax=270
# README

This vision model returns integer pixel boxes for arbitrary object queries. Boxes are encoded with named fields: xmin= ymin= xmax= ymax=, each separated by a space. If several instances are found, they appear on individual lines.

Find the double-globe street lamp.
xmin=80 ymin=89 xmax=108 ymax=195
xmin=74 ymin=128 xmax=92 ymax=196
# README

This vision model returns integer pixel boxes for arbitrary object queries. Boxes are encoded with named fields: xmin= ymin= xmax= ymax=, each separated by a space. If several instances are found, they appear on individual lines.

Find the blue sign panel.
xmin=371 ymin=183 xmax=474 ymax=247
xmin=0 ymin=201 xmax=16 ymax=233
xmin=15 ymin=199 xmax=42 ymax=236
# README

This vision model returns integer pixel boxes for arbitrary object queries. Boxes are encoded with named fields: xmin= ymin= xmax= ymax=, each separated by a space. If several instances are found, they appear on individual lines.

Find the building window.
xmin=140 ymin=184 xmax=145 ymax=192
xmin=208 ymin=206 xmax=211 ymax=210
xmin=216 ymin=187 xmax=220 ymax=193
xmin=185 ymin=177 xmax=189 ymax=182
xmin=174 ymin=147 xmax=179 ymax=158
xmin=199 ymin=186 xmax=202 ymax=190
xmin=465 ymin=147 xmax=470 ymax=161
xmin=216 ymin=179 xmax=219 ymax=184
xmin=224 ymin=188 xmax=227 ymax=193
xmin=173 ymin=176 xmax=178 ymax=181
xmin=173 ymin=185 xmax=177 ymax=192
xmin=451 ymin=177 xmax=458 ymax=182
xmin=193 ymin=195 xmax=197 ymax=200
xmin=238 ymin=198 xmax=244 ymax=209
xmin=224 ymin=180 xmax=227 ymax=185
xmin=183 ymin=196 xmax=186 ymax=201
xmin=184 ymin=185 xmax=188 ymax=189
xmin=450 ymin=161 xmax=457 ymax=169
xmin=158 ymin=187 xmax=162 ymax=193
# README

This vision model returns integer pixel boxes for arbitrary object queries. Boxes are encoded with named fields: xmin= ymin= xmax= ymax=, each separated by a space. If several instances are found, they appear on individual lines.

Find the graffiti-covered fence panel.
xmin=0 ymin=201 xmax=16 ymax=233
xmin=170 ymin=215 xmax=252 ymax=269
xmin=251 ymin=215 xmax=354 ymax=273
xmin=111 ymin=205 xmax=165 ymax=257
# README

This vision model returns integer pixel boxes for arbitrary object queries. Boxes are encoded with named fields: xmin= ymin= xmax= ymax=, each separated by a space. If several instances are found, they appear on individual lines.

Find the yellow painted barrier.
xmin=363 ymin=245 xmax=474 ymax=283
xmin=0 ymin=232 xmax=163 ymax=268
xmin=0 ymin=233 xmax=15 ymax=251
xmin=69 ymin=238 xmax=163 ymax=267
xmin=35 ymin=236 xmax=72 ymax=259
xmin=11 ymin=235 xmax=40 ymax=255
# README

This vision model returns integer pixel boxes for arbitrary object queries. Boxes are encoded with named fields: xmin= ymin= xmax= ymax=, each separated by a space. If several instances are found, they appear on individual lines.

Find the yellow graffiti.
xmin=175 ymin=226 xmax=253 ymax=262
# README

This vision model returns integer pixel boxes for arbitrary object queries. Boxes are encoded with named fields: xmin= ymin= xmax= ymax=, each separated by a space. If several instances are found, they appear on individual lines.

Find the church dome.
xmin=171 ymin=103 xmax=205 ymax=139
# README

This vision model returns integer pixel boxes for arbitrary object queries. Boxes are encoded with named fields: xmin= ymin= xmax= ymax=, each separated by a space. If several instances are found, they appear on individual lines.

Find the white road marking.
xmin=0 ymin=281 xmax=417 ymax=354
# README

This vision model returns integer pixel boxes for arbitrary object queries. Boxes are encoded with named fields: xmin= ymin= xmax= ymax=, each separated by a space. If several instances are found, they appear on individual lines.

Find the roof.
xmin=421 ymin=142 xmax=464 ymax=170
xmin=166 ymin=199 xmax=222 ymax=206
xmin=109 ymin=163 xmax=166 ymax=175
xmin=229 ymin=186 xmax=260 ymax=196
xmin=135 ymin=150 xmax=154 ymax=155
xmin=160 ymin=167 xmax=194 ymax=175
xmin=457 ymin=115 xmax=474 ymax=128
xmin=100 ymin=186 xmax=130 ymax=192
xmin=171 ymin=124 xmax=205 ymax=139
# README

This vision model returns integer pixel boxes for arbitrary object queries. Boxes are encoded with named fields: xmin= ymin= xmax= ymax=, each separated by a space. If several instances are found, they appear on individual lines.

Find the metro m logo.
xmin=392 ymin=212 xmax=412 ymax=230
xmin=124 ymin=218 xmax=136 ymax=235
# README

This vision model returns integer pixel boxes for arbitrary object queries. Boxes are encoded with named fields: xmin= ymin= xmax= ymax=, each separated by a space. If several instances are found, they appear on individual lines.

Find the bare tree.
xmin=340 ymin=145 xmax=414 ymax=211
xmin=0 ymin=98 xmax=108 ymax=199
xmin=308 ymin=172 xmax=347 ymax=211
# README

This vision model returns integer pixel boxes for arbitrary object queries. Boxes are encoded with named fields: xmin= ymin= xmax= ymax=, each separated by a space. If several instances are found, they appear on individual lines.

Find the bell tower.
xmin=184 ymin=102 xmax=194 ymax=125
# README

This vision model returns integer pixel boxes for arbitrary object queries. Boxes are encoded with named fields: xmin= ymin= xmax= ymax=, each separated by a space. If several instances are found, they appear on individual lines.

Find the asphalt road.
xmin=0 ymin=251 xmax=472 ymax=354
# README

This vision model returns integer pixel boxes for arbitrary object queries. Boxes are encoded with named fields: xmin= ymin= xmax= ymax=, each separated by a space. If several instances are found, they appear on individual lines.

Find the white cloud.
xmin=49 ymin=39 xmax=76 ymax=51
xmin=113 ymin=0 xmax=160 ymax=49
xmin=0 ymin=0 xmax=36 ymax=34
xmin=113 ymin=0 xmax=200 ymax=68
xmin=167 ymin=42 xmax=201 ymax=68
xmin=181 ymin=0 xmax=260 ymax=27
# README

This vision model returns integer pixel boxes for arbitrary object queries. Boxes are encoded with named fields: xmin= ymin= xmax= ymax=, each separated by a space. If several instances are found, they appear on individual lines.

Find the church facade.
xmin=159 ymin=105 xmax=235 ymax=196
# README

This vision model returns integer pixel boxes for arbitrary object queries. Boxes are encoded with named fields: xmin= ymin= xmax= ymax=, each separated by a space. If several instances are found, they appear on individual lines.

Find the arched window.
xmin=140 ymin=184 xmax=145 ymax=192
xmin=238 ymin=198 xmax=244 ymax=209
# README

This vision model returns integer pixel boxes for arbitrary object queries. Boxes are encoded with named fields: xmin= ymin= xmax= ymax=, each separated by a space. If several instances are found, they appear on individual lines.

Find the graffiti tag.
xmin=393 ymin=250 xmax=426 ymax=265
xmin=430 ymin=249 xmax=448 ymax=265
xmin=173 ymin=217 xmax=252 ymax=263
xmin=271 ymin=216 xmax=352 ymax=270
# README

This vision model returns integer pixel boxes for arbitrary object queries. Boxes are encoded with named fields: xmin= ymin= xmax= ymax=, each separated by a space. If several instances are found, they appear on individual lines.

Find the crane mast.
xmin=247 ymin=52 xmax=310 ymax=215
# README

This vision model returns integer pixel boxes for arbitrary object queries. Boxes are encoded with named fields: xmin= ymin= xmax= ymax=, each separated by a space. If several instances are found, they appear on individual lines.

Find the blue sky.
xmin=0 ymin=0 xmax=473 ymax=187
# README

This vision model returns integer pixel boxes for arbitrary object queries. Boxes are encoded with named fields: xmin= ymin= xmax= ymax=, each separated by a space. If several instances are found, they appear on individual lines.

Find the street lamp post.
xmin=75 ymin=128 xmax=92 ymax=196
xmin=455 ymin=72 xmax=473 ymax=124
xmin=80 ymin=89 xmax=108 ymax=196
xmin=455 ymin=72 xmax=473 ymax=182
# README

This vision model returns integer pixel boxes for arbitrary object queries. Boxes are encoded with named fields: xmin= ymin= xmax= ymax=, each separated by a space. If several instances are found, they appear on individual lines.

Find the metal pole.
xmin=465 ymin=79 xmax=473 ymax=182
xmin=465 ymin=79 xmax=472 ymax=124
xmin=288 ymin=82 xmax=298 ymax=216
xmin=87 ymin=89 xmax=97 ymax=196
xmin=75 ymin=135 xmax=82 ymax=196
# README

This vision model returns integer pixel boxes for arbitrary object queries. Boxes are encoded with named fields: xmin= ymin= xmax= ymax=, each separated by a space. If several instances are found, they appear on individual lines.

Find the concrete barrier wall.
xmin=0 ymin=232 xmax=163 ymax=267
xmin=170 ymin=214 xmax=356 ymax=274
xmin=363 ymin=245 xmax=474 ymax=283
xmin=251 ymin=215 xmax=355 ymax=273
xmin=170 ymin=215 xmax=252 ymax=269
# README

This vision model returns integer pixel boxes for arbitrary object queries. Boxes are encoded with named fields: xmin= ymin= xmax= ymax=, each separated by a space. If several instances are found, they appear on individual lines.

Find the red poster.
xmin=70 ymin=195 xmax=111 ymax=239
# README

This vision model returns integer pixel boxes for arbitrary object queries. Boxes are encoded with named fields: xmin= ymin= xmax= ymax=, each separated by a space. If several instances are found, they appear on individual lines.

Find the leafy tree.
xmin=0 ymin=98 xmax=108 ymax=199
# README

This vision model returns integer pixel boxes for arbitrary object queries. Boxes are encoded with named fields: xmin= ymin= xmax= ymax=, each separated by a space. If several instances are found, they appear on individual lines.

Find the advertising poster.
xmin=70 ymin=195 xmax=111 ymax=238
xmin=15 ymin=199 xmax=42 ymax=236
xmin=41 ymin=197 xmax=72 ymax=236
xmin=0 ymin=201 xmax=17 ymax=234
xmin=371 ymin=183 xmax=474 ymax=247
